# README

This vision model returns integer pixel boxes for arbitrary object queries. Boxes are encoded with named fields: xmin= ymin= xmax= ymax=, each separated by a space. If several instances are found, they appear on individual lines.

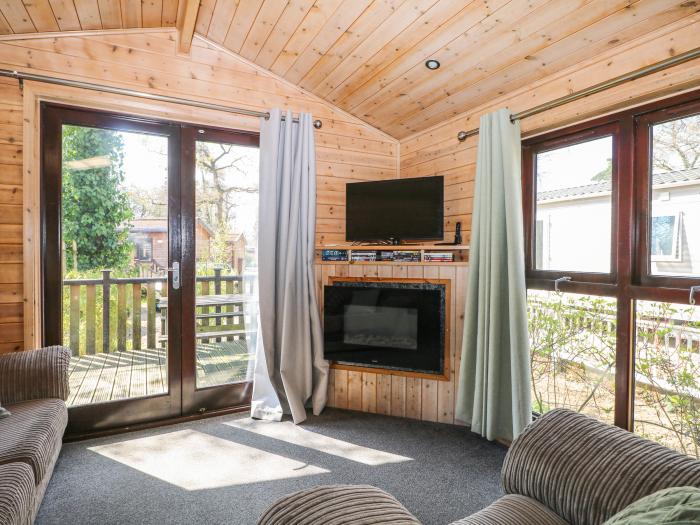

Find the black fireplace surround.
xmin=323 ymin=280 xmax=446 ymax=376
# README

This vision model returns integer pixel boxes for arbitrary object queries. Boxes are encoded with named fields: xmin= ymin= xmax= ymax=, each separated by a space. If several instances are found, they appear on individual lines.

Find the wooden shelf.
xmin=315 ymin=260 xmax=469 ymax=266
xmin=315 ymin=243 xmax=469 ymax=265
xmin=315 ymin=244 xmax=469 ymax=251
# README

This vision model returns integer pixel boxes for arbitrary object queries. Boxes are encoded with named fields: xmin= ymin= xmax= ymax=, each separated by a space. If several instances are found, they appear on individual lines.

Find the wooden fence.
xmin=63 ymin=269 xmax=253 ymax=356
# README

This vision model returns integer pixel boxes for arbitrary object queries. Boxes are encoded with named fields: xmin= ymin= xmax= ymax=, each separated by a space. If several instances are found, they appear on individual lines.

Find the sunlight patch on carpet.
xmin=224 ymin=418 xmax=413 ymax=466
xmin=88 ymin=429 xmax=328 ymax=490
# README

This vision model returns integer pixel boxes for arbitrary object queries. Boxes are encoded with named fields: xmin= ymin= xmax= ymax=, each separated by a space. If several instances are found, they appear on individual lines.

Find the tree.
xmin=128 ymin=182 xmax=167 ymax=218
xmin=528 ymin=292 xmax=617 ymax=420
xmin=591 ymin=158 xmax=612 ymax=182
xmin=589 ymin=115 xmax=700 ymax=182
xmin=652 ymin=115 xmax=700 ymax=173
xmin=62 ymin=125 xmax=133 ymax=272
xmin=196 ymin=142 xmax=257 ymax=229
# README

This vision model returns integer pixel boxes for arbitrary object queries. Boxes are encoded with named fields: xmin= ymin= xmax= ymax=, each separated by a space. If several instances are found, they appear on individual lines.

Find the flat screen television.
xmin=346 ymin=176 xmax=444 ymax=242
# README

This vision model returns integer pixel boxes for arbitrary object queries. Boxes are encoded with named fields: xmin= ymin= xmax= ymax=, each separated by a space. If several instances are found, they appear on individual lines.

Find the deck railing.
xmin=63 ymin=268 xmax=255 ymax=356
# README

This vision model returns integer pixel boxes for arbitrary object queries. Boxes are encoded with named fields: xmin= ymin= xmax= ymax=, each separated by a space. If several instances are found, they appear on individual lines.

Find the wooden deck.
xmin=67 ymin=341 xmax=254 ymax=406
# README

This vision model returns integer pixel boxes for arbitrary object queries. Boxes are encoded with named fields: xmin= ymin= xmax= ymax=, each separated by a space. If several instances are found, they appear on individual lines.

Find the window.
xmin=130 ymin=234 xmax=153 ymax=261
xmin=524 ymin=123 xmax=619 ymax=285
xmin=634 ymin=301 xmax=700 ymax=457
xmin=646 ymin=113 xmax=700 ymax=278
xmin=523 ymin=90 xmax=700 ymax=458
xmin=534 ymin=135 xmax=614 ymax=274
xmin=650 ymin=212 xmax=681 ymax=262
xmin=528 ymin=289 xmax=616 ymax=424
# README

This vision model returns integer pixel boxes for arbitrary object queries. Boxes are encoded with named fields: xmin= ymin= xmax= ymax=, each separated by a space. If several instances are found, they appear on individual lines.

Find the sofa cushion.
xmin=450 ymin=494 xmax=569 ymax=525
xmin=602 ymin=486 xmax=700 ymax=525
xmin=0 ymin=462 xmax=35 ymax=525
xmin=258 ymin=485 xmax=421 ymax=525
xmin=502 ymin=409 xmax=700 ymax=525
xmin=0 ymin=398 xmax=67 ymax=484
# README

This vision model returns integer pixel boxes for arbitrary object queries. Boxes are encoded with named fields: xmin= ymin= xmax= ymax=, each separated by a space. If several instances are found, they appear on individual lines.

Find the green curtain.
xmin=455 ymin=108 xmax=531 ymax=442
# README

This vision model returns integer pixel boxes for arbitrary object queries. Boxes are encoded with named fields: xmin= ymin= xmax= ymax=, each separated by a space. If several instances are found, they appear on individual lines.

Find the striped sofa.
xmin=0 ymin=347 xmax=70 ymax=525
xmin=259 ymin=409 xmax=700 ymax=525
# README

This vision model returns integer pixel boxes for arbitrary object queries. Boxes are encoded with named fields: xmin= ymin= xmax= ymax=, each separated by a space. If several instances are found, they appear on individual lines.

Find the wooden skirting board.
xmin=316 ymin=263 xmax=468 ymax=425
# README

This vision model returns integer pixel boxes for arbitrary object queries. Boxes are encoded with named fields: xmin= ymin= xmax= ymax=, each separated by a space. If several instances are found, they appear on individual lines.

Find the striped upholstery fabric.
xmin=501 ymin=408 xmax=700 ymax=525
xmin=0 ymin=399 xmax=68 ymax=483
xmin=257 ymin=485 xmax=421 ymax=525
xmin=0 ymin=346 xmax=71 ymax=405
xmin=450 ymin=494 xmax=568 ymax=525
xmin=0 ymin=462 xmax=34 ymax=525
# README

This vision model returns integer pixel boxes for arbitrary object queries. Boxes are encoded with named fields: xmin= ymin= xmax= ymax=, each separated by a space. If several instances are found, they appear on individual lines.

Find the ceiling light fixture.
xmin=425 ymin=59 xmax=440 ymax=70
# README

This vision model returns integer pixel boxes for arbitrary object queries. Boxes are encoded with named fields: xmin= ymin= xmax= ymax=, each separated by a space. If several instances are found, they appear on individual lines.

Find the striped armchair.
xmin=0 ymin=346 xmax=70 ymax=525
xmin=259 ymin=409 xmax=700 ymax=525
xmin=0 ymin=346 xmax=70 ymax=405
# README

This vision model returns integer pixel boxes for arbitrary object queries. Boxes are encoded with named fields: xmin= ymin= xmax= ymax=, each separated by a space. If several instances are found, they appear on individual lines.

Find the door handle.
xmin=167 ymin=262 xmax=180 ymax=290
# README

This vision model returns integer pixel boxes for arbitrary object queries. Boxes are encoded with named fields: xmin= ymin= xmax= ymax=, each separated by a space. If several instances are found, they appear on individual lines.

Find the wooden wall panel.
xmin=0 ymin=76 xmax=23 ymax=353
xmin=321 ymin=264 xmax=469 ymax=426
xmin=0 ymin=30 xmax=397 ymax=350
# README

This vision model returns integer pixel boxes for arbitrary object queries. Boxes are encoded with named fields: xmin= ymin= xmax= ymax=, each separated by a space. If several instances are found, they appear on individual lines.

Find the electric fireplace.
xmin=323 ymin=279 xmax=447 ymax=377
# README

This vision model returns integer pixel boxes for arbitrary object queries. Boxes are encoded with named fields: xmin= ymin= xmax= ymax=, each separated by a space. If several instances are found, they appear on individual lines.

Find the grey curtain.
xmin=455 ymin=108 xmax=531 ymax=442
xmin=251 ymin=109 xmax=328 ymax=424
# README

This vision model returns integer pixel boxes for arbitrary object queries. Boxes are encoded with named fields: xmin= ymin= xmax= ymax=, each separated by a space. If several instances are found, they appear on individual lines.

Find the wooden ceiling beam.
xmin=177 ymin=0 xmax=201 ymax=54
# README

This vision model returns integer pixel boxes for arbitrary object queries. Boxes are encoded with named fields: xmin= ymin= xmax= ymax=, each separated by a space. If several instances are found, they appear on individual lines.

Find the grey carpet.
xmin=37 ymin=409 xmax=506 ymax=525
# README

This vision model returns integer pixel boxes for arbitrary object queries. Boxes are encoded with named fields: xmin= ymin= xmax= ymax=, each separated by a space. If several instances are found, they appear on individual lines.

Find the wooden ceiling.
xmin=0 ymin=0 xmax=180 ymax=32
xmin=0 ymin=1 xmax=698 ymax=138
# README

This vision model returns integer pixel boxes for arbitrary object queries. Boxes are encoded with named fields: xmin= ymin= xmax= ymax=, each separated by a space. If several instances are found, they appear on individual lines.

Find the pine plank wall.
xmin=0 ymin=76 xmax=22 ymax=353
xmin=0 ymin=30 xmax=398 ymax=354
xmin=0 ymin=12 xmax=699 ymax=426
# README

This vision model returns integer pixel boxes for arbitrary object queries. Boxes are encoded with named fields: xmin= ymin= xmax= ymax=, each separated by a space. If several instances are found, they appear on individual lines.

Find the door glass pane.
xmin=535 ymin=136 xmax=613 ymax=273
xmin=194 ymin=140 xmax=259 ymax=388
xmin=528 ymin=289 xmax=617 ymax=424
xmin=62 ymin=125 xmax=170 ymax=406
xmin=634 ymin=301 xmax=700 ymax=459
xmin=649 ymin=114 xmax=700 ymax=277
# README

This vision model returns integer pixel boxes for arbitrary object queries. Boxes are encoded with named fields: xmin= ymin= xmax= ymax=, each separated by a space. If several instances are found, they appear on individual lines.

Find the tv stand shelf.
xmin=315 ymin=244 xmax=469 ymax=266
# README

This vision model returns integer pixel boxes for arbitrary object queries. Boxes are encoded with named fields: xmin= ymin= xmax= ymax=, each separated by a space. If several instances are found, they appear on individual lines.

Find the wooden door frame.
xmin=41 ymin=104 xmax=185 ymax=434
xmin=179 ymin=124 xmax=259 ymax=415
xmin=21 ymin=81 xmax=264 ymax=435
xmin=39 ymin=104 xmax=262 ymax=432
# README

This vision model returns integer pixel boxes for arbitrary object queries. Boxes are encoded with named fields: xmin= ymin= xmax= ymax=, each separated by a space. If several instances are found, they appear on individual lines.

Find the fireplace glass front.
xmin=323 ymin=281 xmax=445 ymax=375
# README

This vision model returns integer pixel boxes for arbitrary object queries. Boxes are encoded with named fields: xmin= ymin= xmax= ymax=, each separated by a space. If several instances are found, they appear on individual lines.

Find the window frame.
xmin=523 ymin=121 xmax=622 ymax=289
xmin=522 ymin=89 xmax=700 ymax=431
xmin=649 ymin=210 xmax=682 ymax=263
xmin=634 ymin=98 xmax=700 ymax=289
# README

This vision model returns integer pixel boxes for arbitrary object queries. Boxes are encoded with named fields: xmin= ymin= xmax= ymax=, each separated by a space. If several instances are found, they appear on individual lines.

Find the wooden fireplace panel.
xmin=317 ymin=264 xmax=467 ymax=425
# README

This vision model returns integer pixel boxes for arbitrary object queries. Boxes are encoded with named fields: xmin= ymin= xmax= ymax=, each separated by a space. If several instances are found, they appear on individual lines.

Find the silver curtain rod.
xmin=456 ymin=46 xmax=700 ymax=142
xmin=0 ymin=69 xmax=323 ymax=129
